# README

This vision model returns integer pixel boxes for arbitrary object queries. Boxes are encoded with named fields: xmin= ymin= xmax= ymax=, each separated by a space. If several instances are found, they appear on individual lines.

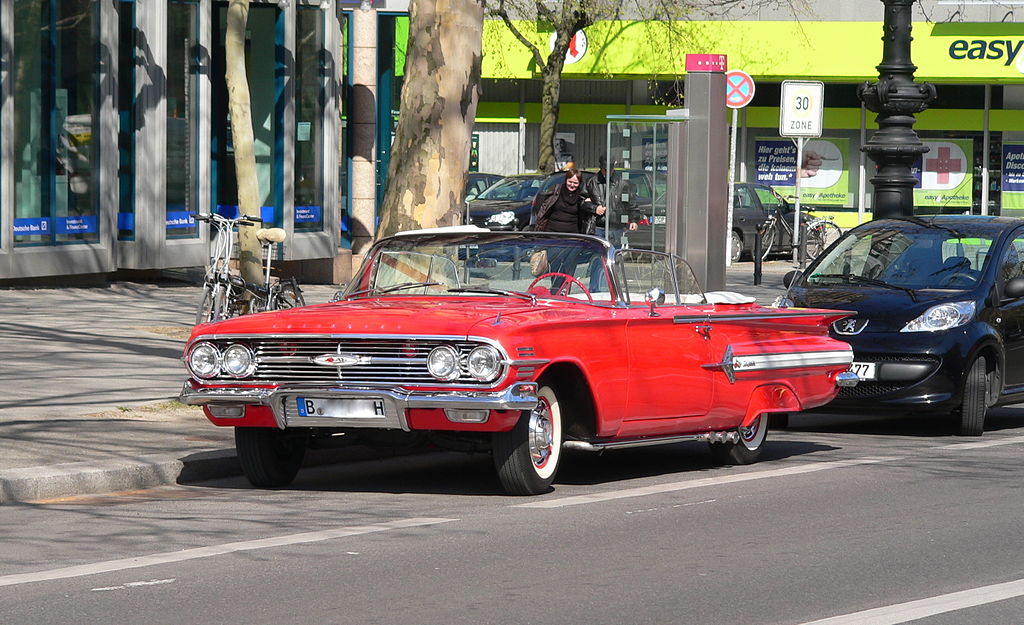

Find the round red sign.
xmin=725 ymin=70 xmax=756 ymax=109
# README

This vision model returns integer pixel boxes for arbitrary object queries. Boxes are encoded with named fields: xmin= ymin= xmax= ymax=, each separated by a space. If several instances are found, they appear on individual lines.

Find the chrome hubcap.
xmin=528 ymin=401 xmax=553 ymax=467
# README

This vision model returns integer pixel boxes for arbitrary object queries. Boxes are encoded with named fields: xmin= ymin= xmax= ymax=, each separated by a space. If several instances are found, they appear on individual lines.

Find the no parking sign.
xmin=725 ymin=70 xmax=755 ymax=109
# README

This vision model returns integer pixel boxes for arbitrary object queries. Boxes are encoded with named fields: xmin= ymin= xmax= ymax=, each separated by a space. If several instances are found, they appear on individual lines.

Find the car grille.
xmin=837 ymin=353 xmax=940 ymax=400
xmin=208 ymin=337 xmax=502 ymax=387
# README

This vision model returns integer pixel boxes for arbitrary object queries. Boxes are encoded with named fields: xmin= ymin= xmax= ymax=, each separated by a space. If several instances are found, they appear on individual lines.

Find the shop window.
xmin=13 ymin=0 xmax=100 ymax=247
xmin=295 ymin=5 xmax=325 ymax=232
xmin=166 ymin=0 xmax=200 ymax=239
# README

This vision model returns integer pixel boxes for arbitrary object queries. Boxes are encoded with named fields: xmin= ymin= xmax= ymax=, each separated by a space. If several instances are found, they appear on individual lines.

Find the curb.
xmin=0 ymin=449 xmax=238 ymax=505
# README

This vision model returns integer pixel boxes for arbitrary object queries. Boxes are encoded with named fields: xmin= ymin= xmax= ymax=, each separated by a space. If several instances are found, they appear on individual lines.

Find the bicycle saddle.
xmin=256 ymin=228 xmax=287 ymax=243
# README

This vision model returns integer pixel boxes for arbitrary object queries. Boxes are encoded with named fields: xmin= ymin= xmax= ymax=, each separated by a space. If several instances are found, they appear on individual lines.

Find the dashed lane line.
xmin=796 ymin=577 xmax=1024 ymax=625
xmin=934 ymin=433 xmax=1024 ymax=451
xmin=515 ymin=457 xmax=900 ymax=509
xmin=0 ymin=517 xmax=457 ymax=589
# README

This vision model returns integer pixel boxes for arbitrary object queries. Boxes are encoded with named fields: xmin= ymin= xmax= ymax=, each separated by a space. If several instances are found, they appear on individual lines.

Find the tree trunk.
xmin=225 ymin=0 xmax=262 ymax=286
xmin=377 ymin=0 xmax=484 ymax=239
xmin=538 ymin=63 xmax=563 ymax=174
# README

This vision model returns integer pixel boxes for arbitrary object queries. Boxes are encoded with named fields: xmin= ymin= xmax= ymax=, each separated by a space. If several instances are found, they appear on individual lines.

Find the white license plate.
xmin=295 ymin=397 xmax=388 ymax=419
xmin=850 ymin=362 xmax=877 ymax=381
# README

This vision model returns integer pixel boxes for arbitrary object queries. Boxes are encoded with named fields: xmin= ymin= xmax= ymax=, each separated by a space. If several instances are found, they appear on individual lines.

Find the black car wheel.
xmin=730 ymin=231 xmax=743 ymax=263
xmin=709 ymin=415 xmax=768 ymax=464
xmin=957 ymin=356 xmax=988 ymax=437
xmin=235 ymin=427 xmax=307 ymax=487
xmin=493 ymin=384 xmax=563 ymax=495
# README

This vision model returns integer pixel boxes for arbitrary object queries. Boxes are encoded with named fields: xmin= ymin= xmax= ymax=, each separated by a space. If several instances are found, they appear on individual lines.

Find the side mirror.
xmin=465 ymin=194 xmax=477 ymax=202
xmin=1005 ymin=277 xmax=1024 ymax=299
xmin=783 ymin=270 xmax=801 ymax=288
xmin=645 ymin=287 xmax=666 ymax=317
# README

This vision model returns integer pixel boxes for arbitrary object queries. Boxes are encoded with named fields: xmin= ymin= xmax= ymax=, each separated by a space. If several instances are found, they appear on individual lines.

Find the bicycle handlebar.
xmin=194 ymin=212 xmax=264 ymax=225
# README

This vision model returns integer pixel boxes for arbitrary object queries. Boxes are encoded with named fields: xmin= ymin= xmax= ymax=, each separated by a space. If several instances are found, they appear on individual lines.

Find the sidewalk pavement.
xmin=0 ymin=261 xmax=794 ymax=504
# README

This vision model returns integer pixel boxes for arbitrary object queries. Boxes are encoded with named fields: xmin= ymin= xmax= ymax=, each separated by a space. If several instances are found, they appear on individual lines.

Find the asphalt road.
xmin=4 ymin=410 xmax=1024 ymax=625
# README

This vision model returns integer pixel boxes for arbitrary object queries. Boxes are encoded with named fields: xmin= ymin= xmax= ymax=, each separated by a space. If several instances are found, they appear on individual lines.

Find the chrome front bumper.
xmin=179 ymin=381 xmax=539 ymax=430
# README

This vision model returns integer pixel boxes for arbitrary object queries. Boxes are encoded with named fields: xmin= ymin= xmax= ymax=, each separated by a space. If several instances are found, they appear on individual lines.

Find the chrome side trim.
xmin=179 ymin=381 xmax=538 ymax=431
xmin=564 ymin=430 xmax=740 ymax=451
xmin=674 ymin=311 xmax=845 ymax=324
xmin=729 ymin=350 xmax=854 ymax=372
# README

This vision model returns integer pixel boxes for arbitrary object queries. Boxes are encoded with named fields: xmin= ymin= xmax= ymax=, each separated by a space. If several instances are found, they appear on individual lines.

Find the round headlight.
xmin=221 ymin=343 xmax=256 ymax=378
xmin=466 ymin=345 xmax=501 ymax=380
xmin=427 ymin=345 xmax=460 ymax=381
xmin=189 ymin=342 xmax=221 ymax=379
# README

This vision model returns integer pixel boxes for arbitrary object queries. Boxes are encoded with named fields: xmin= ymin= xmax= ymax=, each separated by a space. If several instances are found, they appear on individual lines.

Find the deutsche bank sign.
xmin=779 ymin=80 xmax=824 ymax=138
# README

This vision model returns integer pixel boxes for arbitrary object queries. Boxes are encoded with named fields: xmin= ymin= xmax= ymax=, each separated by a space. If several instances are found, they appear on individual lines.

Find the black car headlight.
xmin=486 ymin=211 xmax=516 ymax=227
xmin=901 ymin=301 xmax=975 ymax=332
xmin=188 ymin=342 xmax=221 ymax=379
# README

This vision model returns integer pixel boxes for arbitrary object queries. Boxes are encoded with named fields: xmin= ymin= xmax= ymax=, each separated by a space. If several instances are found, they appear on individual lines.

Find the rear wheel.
xmin=709 ymin=415 xmax=768 ymax=465
xmin=956 ymin=356 xmax=988 ymax=437
xmin=235 ymin=427 xmax=307 ymax=487
xmin=760 ymin=225 xmax=777 ymax=261
xmin=273 ymin=279 xmax=306 ymax=310
xmin=493 ymin=385 xmax=563 ymax=495
xmin=195 ymin=286 xmax=215 ymax=325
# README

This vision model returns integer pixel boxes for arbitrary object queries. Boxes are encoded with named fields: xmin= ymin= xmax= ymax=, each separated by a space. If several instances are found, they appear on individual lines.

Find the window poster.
xmin=754 ymin=137 xmax=850 ymax=206
xmin=912 ymin=139 xmax=973 ymax=208
xmin=1002 ymin=144 xmax=1024 ymax=211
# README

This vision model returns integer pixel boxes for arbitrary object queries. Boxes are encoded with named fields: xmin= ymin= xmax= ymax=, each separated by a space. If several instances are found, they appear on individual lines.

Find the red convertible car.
xmin=180 ymin=229 xmax=857 ymax=495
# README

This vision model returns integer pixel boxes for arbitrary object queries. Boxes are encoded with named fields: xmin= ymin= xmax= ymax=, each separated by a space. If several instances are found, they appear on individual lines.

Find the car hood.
xmin=469 ymin=199 xmax=529 ymax=213
xmin=188 ymin=297 xmax=580 ymax=341
xmin=790 ymin=286 xmax=981 ymax=332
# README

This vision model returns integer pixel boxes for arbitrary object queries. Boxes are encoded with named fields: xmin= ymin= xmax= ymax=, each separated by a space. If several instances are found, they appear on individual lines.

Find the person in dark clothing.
xmin=533 ymin=168 xmax=605 ymax=292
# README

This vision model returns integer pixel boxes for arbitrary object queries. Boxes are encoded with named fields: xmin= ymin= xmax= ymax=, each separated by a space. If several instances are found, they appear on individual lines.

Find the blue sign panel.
xmin=14 ymin=218 xmax=53 ymax=235
xmin=295 ymin=205 xmax=322 ymax=223
xmin=754 ymin=140 xmax=797 ymax=186
xmin=166 ymin=211 xmax=196 ymax=229
xmin=55 ymin=215 xmax=99 ymax=235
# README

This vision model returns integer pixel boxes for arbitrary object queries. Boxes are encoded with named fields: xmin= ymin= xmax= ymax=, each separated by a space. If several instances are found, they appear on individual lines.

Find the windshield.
xmin=477 ymin=177 xmax=540 ymax=201
xmin=806 ymin=226 xmax=993 ymax=290
xmin=345 ymin=232 xmax=616 ymax=302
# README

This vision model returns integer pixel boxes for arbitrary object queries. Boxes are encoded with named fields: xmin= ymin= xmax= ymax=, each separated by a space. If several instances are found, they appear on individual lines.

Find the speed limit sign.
xmin=779 ymin=80 xmax=824 ymax=137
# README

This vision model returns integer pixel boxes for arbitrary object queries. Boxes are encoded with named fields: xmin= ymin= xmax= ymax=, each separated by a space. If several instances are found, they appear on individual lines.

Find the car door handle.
xmin=695 ymin=324 xmax=712 ymax=340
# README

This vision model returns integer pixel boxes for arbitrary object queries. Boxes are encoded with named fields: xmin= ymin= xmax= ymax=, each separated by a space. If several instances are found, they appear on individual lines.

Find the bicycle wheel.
xmin=195 ymin=284 xmax=216 ymax=325
xmin=760 ymin=222 xmax=777 ymax=261
xmin=806 ymin=221 xmax=842 ymax=259
xmin=272 ymin=279 xmax=306 ymax=310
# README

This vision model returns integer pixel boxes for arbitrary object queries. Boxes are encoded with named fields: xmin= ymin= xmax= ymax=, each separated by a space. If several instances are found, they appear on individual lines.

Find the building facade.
xmin=2 ymin=0 xmax=1021 ymax=281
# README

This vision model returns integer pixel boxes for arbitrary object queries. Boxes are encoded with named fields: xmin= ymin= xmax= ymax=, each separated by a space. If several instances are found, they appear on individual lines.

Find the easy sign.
xmin=725 ymin=70 xmax=755 ymax=109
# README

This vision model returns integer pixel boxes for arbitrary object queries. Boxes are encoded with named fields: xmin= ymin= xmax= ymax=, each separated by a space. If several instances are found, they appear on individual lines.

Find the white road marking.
xmin=796 ymin=577 xmax=1024 ymax=625
xmin=517 ymin=457 xmax=898 ymax=509
xmin=0 ymin=517 xmax=456 ymax=589
xmin=91 ymin=578 xmax=176 ymax=592
xmin=934 ymin=434 xmax=1024 ymax=451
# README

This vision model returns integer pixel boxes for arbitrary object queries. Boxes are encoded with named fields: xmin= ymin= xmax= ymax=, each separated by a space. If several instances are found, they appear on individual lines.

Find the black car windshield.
xmin=477 ymin=177 xmax=540 ymax=201
xmin=807 ymin=225 xmax=994 ymax=290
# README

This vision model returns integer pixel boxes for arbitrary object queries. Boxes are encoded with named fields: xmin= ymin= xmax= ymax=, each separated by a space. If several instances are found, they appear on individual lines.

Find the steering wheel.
xmin=528 ymin=272 xmax=593 ymax=302
xmin=942 ymin=272 xmax=977 ymax=287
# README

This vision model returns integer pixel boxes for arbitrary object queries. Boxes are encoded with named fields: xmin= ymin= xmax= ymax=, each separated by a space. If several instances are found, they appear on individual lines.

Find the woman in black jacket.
xmin=533 ymin=168 xmax=605 ymax=291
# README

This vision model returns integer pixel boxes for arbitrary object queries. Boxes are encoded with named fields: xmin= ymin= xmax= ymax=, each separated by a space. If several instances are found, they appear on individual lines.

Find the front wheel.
xmin=956 ymin=356 xmax=988 ymax=437
xmin=493 ymin=385 xmax=563 ymax=495
xmin=730 ymin=230 xmax=743 ymax=263
xmin=709 ymin=415 xmax=768 ymax=465
xmin=235 ymin=427 xmax=307 ymax=487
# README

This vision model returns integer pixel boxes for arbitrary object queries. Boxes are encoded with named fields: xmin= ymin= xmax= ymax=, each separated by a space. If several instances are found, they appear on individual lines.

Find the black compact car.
xmin=466 ymin=174 xmax=546 ymax=230
xmin=778 ymin=215 xmax=1024 ymax=436
xmin=464 ymin=172 xmax=503 ymax=200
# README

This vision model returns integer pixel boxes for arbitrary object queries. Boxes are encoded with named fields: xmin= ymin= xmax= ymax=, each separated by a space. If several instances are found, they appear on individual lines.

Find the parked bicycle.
xmin=759 ymin=209 xmax=843 ymax=262
xmin=195 ymin=212 xmax=306 ymax=325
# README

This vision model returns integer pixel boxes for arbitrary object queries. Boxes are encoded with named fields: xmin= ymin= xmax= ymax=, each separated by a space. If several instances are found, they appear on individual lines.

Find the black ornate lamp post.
xmin=858 ymin=0 xmax=937 ymax=219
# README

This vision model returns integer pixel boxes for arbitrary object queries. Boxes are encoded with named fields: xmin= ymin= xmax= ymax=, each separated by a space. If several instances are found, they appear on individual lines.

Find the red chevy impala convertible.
xmin=180 ymin=229 xmax=856 ymax=495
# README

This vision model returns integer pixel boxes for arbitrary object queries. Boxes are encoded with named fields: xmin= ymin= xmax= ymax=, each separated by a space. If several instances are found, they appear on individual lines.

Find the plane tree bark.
xmin=377 ymin=0 xmax=485 ymax=238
